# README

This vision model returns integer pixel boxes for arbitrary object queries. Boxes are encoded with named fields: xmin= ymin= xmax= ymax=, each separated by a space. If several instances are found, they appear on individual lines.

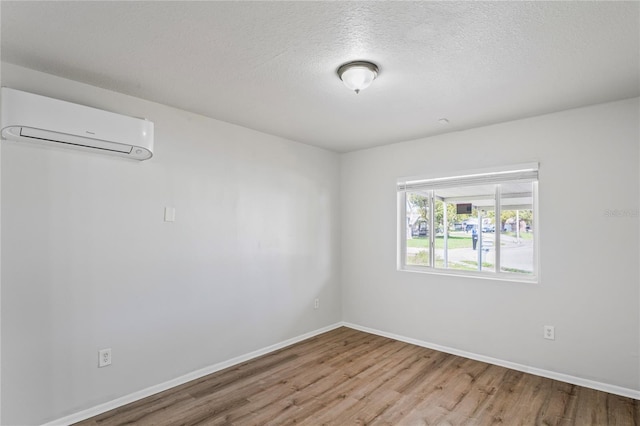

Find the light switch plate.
xmin=164 ymin=207 xmax=176 ymax=222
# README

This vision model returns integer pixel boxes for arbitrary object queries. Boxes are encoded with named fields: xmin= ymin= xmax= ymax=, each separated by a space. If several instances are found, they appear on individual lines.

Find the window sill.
xmin=398 ymin=265 xmax=539 ymax=284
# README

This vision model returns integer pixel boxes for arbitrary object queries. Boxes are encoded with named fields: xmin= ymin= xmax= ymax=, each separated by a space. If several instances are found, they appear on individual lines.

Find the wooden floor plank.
xmin=435 ymin=364 xmax=508 ymax=425
xmin=74 ymin=327 xmax=638 ymax=426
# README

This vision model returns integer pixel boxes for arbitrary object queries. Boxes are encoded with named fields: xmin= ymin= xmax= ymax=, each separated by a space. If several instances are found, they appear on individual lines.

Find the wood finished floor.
xmin=75 ymin=327 xmax=638 ymax=426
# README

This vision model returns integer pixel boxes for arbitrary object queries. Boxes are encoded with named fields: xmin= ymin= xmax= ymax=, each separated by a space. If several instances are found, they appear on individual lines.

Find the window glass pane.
xmin=406 ymin=191 xmax=430 ymax=266
xmin=500 ymin=182 xmax=535 ymax=275
xmin=434 ymin=185 xmax=496 ymax=272
xmin=399 ymin=166 xmax=538 ymax=281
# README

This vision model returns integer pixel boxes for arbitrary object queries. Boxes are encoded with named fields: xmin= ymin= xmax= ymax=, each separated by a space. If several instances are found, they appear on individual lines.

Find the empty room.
xmin=1 ymin=2 xmax=639 ymax=425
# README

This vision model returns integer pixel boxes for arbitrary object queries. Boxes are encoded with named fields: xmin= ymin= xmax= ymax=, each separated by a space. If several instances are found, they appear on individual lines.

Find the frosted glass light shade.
xmin=337 ymin=61 xmax=379 ymax=94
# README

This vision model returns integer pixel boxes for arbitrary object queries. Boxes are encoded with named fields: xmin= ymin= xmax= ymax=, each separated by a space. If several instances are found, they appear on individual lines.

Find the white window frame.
xmin=397 ymin=163 xmax=539 ymax=283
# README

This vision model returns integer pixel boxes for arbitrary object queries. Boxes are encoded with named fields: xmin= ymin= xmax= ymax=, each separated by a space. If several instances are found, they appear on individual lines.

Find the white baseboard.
xmin=343 ymin=322 xmax=640 ymax=401
xmin=42 ymin=322 xmax=344 ymax=426
xmin=42 ymin=320 xmax=639 ymax=425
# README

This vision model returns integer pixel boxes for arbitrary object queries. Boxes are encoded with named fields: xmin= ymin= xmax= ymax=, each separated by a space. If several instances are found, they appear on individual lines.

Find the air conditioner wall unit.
xmin=1 ymin=87 xmax=154 ymax=160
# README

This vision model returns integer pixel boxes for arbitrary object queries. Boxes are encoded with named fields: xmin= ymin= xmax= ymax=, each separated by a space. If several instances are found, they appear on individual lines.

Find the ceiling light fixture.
xmin=337 ymin=61 xmax=379 ymax=94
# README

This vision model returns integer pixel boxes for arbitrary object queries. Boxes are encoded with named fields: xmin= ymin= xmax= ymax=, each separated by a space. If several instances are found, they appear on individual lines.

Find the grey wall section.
xmin=341 ymin=98 xmax=640 ymax=392
xmin=0 ymin=63 xmax=342 ymax=425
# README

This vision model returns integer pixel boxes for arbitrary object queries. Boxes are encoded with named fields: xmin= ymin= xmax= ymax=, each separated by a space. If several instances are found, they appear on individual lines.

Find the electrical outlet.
xmin=544 ymin=326 xmax=555 ymax=340
xmin=314 ymin=298 xmax=319 ymax=309
xmin=99 ymin=348 xmax=112 ymax=367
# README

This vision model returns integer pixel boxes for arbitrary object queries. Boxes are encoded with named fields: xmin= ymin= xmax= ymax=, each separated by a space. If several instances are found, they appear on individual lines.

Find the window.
xmin=398 ymin=164 xmax=538 ymax=281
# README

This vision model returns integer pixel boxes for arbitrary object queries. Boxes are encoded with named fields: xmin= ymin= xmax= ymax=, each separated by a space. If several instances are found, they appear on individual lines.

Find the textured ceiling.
xmin=1 ymin=1 xmax=639 ymax=152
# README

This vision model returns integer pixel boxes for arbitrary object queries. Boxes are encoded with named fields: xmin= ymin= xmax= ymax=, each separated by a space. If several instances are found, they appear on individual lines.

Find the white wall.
xmin=2 ymin=62 xmax=638 ymax=424
xmin=341 ymin=98 xmax=640 ymax=392
xmin=0 ymin=63 xmax=342 ymax=425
